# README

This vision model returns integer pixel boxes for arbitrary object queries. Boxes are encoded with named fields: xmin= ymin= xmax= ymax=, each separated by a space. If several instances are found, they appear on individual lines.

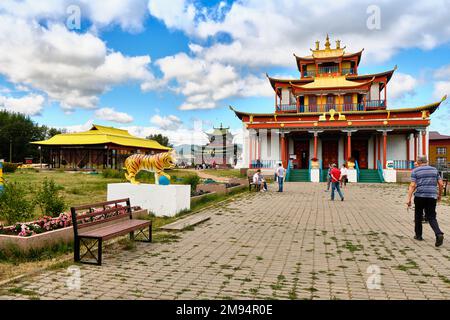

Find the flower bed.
xmin=0 ymin=204 xmax=133 ymax=238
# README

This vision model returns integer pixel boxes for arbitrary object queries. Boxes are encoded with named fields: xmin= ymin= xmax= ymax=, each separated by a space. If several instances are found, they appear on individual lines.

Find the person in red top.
xmin=330 ymin=164 xmax=344 ymax=201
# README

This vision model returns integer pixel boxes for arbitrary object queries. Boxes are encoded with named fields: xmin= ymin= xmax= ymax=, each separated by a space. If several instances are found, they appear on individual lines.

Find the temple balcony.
xmin=302 ymin=67 xmax=356 ymax=78
xmin=275 ymin=100 xmax=386 ymax=113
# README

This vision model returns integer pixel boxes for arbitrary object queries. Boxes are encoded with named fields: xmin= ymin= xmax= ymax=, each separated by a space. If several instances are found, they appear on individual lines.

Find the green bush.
xmin=0 ymin=182 xmax=35 ymax=225
xmin=34 ymin=178 xmax=66 ymax=217
xmin=1 ymin=162 xmax=19 ymax=173
xmin=183 ymin=174 xmax=201 ymax=193
xmin=102 ymin=168 xmax=126 ymax=179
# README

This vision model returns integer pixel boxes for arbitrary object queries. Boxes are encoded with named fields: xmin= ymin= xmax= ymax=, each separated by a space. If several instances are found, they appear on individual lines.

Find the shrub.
xmin=1 ymin=162 xmax=19 ymax=173
xmin=34 ymin=178 xmax=66 ymax=217
xmin=0 ymin=182 xmax=35 ymax=225
xmin=102 ymin=168 xmax=126 ymax=179
xmin=183 ymin=174 xmax=201 ymax=194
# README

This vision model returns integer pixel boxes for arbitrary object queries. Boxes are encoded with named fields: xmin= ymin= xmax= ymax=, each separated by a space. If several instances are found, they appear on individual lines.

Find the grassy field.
xmin=201 ymin=169 xmax=245 ymax=178
xmin=0 ymin=168 xmax=249 ymax=282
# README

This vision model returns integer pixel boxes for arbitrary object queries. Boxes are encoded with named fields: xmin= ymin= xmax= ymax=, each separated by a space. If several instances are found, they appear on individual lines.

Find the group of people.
xmin=252 ymin=163 xmax=286 ymax=193
xmin=325 ymin=163 xmax=346 ymax=201
xmin=251 ymin=157 xmax=445 ymax=247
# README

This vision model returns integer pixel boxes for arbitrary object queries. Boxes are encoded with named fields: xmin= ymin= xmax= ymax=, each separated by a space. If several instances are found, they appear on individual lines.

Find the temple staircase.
xmin=288 ymin=169 xmax=310 ymax=182
xmin=358 ymin=169 xmax=383 ymax=183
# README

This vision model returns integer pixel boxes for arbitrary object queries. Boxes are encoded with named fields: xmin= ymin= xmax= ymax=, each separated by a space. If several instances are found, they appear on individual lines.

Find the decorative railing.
xmin=276 ymin=100 xmax=386 ymax=113
xmin=250 ymin=160 xmax=278 ymax=169
xmin=393 ymin=160 xmax=414 ymax=170
xmin=355 ymin=160 xmax=360 ymax=182
xmin=376 ymin=160 xmax=385 ymax=183
xmin=308 ymin=160 xmax=311 ymax=182
xmin=365 ymin=100 xmax=386 ymax=109
xmin=341 ymin=68 xmax=355 ymax=75
xmin=276 ymin=104 xmax=297 ymax=112
xmin=302 ymin=71 xmax=316 ymax=77
xmin=319 ymin=66 xmax=339 ymax=74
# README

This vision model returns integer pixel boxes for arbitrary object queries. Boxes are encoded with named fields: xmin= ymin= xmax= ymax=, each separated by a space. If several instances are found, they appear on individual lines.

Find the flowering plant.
xmin=1 ymin=213 xmax=73 ymax=237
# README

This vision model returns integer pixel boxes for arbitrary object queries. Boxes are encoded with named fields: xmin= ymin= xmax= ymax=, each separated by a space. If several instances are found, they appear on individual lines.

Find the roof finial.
xmin=336 ymin=40 xmax=341 ymax=49
xmin=325 ymin=34 xmax=331 ymax=50
xmin=315 ymin=40 xmax=320 ymax=50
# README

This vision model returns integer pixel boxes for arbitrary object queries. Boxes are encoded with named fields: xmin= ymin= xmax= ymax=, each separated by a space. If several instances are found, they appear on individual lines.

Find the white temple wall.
xmin=387 ymin=134 xmax=407 ymax=161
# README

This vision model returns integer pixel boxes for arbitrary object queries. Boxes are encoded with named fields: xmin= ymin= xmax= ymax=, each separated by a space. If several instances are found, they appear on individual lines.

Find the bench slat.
xmin=72 ymin=198 xmax=130 ymax=211
xmin=78 ymin=219 xmax=151 ymax=240
xmin=77 ymin=213 xmax=131 ymax=229
xmin=75 ymin=206 xmax=129 ymax=221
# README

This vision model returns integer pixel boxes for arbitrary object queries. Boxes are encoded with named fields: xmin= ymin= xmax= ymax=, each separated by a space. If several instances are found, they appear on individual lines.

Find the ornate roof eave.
xmin=266 ymin=73 xmax=313 ymax=92
xmin=288 ymin=76 xmax=375 ymax=92
xmin=229 ymin=96 xmax=446 ymax=120
xmin=347 ymin=66 xmax=397 ymax=86
xmin=294 ymin=48 xmax=364 ymax=64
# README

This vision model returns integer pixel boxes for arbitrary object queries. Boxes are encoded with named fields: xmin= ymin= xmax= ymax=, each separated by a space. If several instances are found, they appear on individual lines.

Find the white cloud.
xmin=155 ymin=53 xmax=271 ymax=110
xmin=388 ymin=72 xmax=418 ymax=100
xmin=148 ymin=0 xmax=450 ymax=67
xmin=433 ymin=65 xmax=450 ymax=100
xmin=0 ymin=0 xmax=148 ymax=32
xmin=122 ymin=125 xmax=209 ymax=146
xmin=0 ymin=94 xmax=45 ymax=116
xmin=95 ymin=107 xmax=134 ymax=123
xmin=0 ymin=15 xmax=155 ymax=112
xmin=62 ymin=120 xmax=94 ymax=133
xmin=150 ymin=114 xmax=183 ymax=130
xmin=433 ymin=81 xmax=450 ymax=100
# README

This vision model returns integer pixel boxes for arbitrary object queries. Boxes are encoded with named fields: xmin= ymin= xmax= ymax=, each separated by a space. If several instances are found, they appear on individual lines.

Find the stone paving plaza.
xmin=2 ymin=182 xmax=450 ymax=300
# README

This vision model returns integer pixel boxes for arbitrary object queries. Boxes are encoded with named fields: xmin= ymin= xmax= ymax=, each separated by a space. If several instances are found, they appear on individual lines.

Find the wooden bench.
xmin=248 ymin=176 xmax=260 ymax=191
xmin=71 ymin=198 xmax=152 ymax=266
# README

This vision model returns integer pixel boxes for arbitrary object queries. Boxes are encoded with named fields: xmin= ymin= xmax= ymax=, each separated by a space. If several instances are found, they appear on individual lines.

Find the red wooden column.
xmin=383 ymin=131 xmax=387 ymax=169
xmin=414 ymin=133 xmax=418 ymax=162
xmin=347 ymin=132 xmax=352 ymax=160
xmin=314 ymin=132 xmax=318 ymax=159
xmin=281 ymin=134 xmax=287 ymax=168
xmin=421 ymin=130 xmax=427 ymax=157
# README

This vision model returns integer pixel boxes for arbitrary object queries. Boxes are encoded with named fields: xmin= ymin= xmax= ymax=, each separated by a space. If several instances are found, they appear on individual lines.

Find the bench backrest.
xmin=70 ymin=198 xmax=132 ymax=236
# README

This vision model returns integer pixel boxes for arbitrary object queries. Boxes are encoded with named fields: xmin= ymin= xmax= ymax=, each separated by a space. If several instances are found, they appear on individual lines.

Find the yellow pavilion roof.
xmin=291 ymin=76 xmax=374 ymax=90
xmin=32 ymin=124 xmax=171 ymax=151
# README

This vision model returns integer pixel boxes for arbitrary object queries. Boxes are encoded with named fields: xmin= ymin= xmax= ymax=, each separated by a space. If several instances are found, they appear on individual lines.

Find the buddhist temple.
xmin=194 ymin=124 xmax=240 ymax=167
xmin=231 ymin=35 xmax=447 ymax=182
xmin=32 ymin=124 xmax=171 ymax=170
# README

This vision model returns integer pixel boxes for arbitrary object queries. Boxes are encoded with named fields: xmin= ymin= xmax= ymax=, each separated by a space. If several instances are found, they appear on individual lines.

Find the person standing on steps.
xmin=406 ymin=156 xmax=444 ymax=247
xmin=276 ymin=163 xmax=285 ymax=192
xmin=330 ymin=164 xmax=344 ymax=201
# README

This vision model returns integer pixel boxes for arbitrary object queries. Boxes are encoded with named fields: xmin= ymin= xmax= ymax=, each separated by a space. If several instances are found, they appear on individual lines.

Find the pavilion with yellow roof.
xmin=231 ymin=35 xmax=447 ymax=183
xmin=32 ymin=124 xmax=171 ymax=170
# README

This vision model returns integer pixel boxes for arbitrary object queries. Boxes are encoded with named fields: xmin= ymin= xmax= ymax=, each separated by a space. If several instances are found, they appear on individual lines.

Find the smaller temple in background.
xmin=192 ymin=124 xmax=241 ymax=168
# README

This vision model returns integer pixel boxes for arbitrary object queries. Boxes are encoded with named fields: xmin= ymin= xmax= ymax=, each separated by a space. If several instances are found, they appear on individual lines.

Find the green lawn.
xmin=202 ymin=169 xmax=245 ymax=178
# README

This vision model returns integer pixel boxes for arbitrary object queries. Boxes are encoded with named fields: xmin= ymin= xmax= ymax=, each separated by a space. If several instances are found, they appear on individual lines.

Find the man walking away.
xmin=276 ymin=163 xmax=285 ymax=192
xmin=406 ymin=156 xmax=444 ymax=246
xmin=325 ymin=164 xmax=332 ymax=192
xmin=330 ymin=164 xmax=344 ymax=201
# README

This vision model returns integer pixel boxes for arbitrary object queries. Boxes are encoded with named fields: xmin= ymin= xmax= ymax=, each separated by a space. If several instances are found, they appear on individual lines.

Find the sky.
xmin=0 ymin=0 xmax=450 ymax=146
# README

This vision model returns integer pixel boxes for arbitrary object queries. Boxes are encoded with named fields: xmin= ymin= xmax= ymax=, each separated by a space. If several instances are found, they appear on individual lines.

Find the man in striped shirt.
xmin=406 ymin=156 xmax=444 ymax=247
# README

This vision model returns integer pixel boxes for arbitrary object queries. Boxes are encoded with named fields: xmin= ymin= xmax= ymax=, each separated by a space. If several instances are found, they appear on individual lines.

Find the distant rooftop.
xmin=429 ymin=131 xmax=450 ymax=140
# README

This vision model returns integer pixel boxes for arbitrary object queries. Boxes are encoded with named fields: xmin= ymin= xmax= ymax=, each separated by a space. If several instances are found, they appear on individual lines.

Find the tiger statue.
xmin=124 ymin=151 xmax=176 ymax=184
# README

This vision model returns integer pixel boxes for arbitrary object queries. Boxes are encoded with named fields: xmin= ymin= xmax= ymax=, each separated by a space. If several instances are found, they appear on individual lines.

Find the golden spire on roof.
xmin=336 ymin=40 xmax=341 ymax=49
xmin=325 ymin=34 xmax=331 ymax=50
xmin=315 ymin=40 xmax=320 ymax=50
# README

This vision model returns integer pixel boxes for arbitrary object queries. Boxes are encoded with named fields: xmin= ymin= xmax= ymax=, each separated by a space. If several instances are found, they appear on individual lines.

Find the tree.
xmin=0 ymin=111 xmax=62 ymax=163
xmin=146 ymin=134 xmax=173 ymax=148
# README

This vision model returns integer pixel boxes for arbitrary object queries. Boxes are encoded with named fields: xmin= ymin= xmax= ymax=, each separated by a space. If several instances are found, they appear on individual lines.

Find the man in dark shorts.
xmin=406 ymin=156 xmax=444 ymax=247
